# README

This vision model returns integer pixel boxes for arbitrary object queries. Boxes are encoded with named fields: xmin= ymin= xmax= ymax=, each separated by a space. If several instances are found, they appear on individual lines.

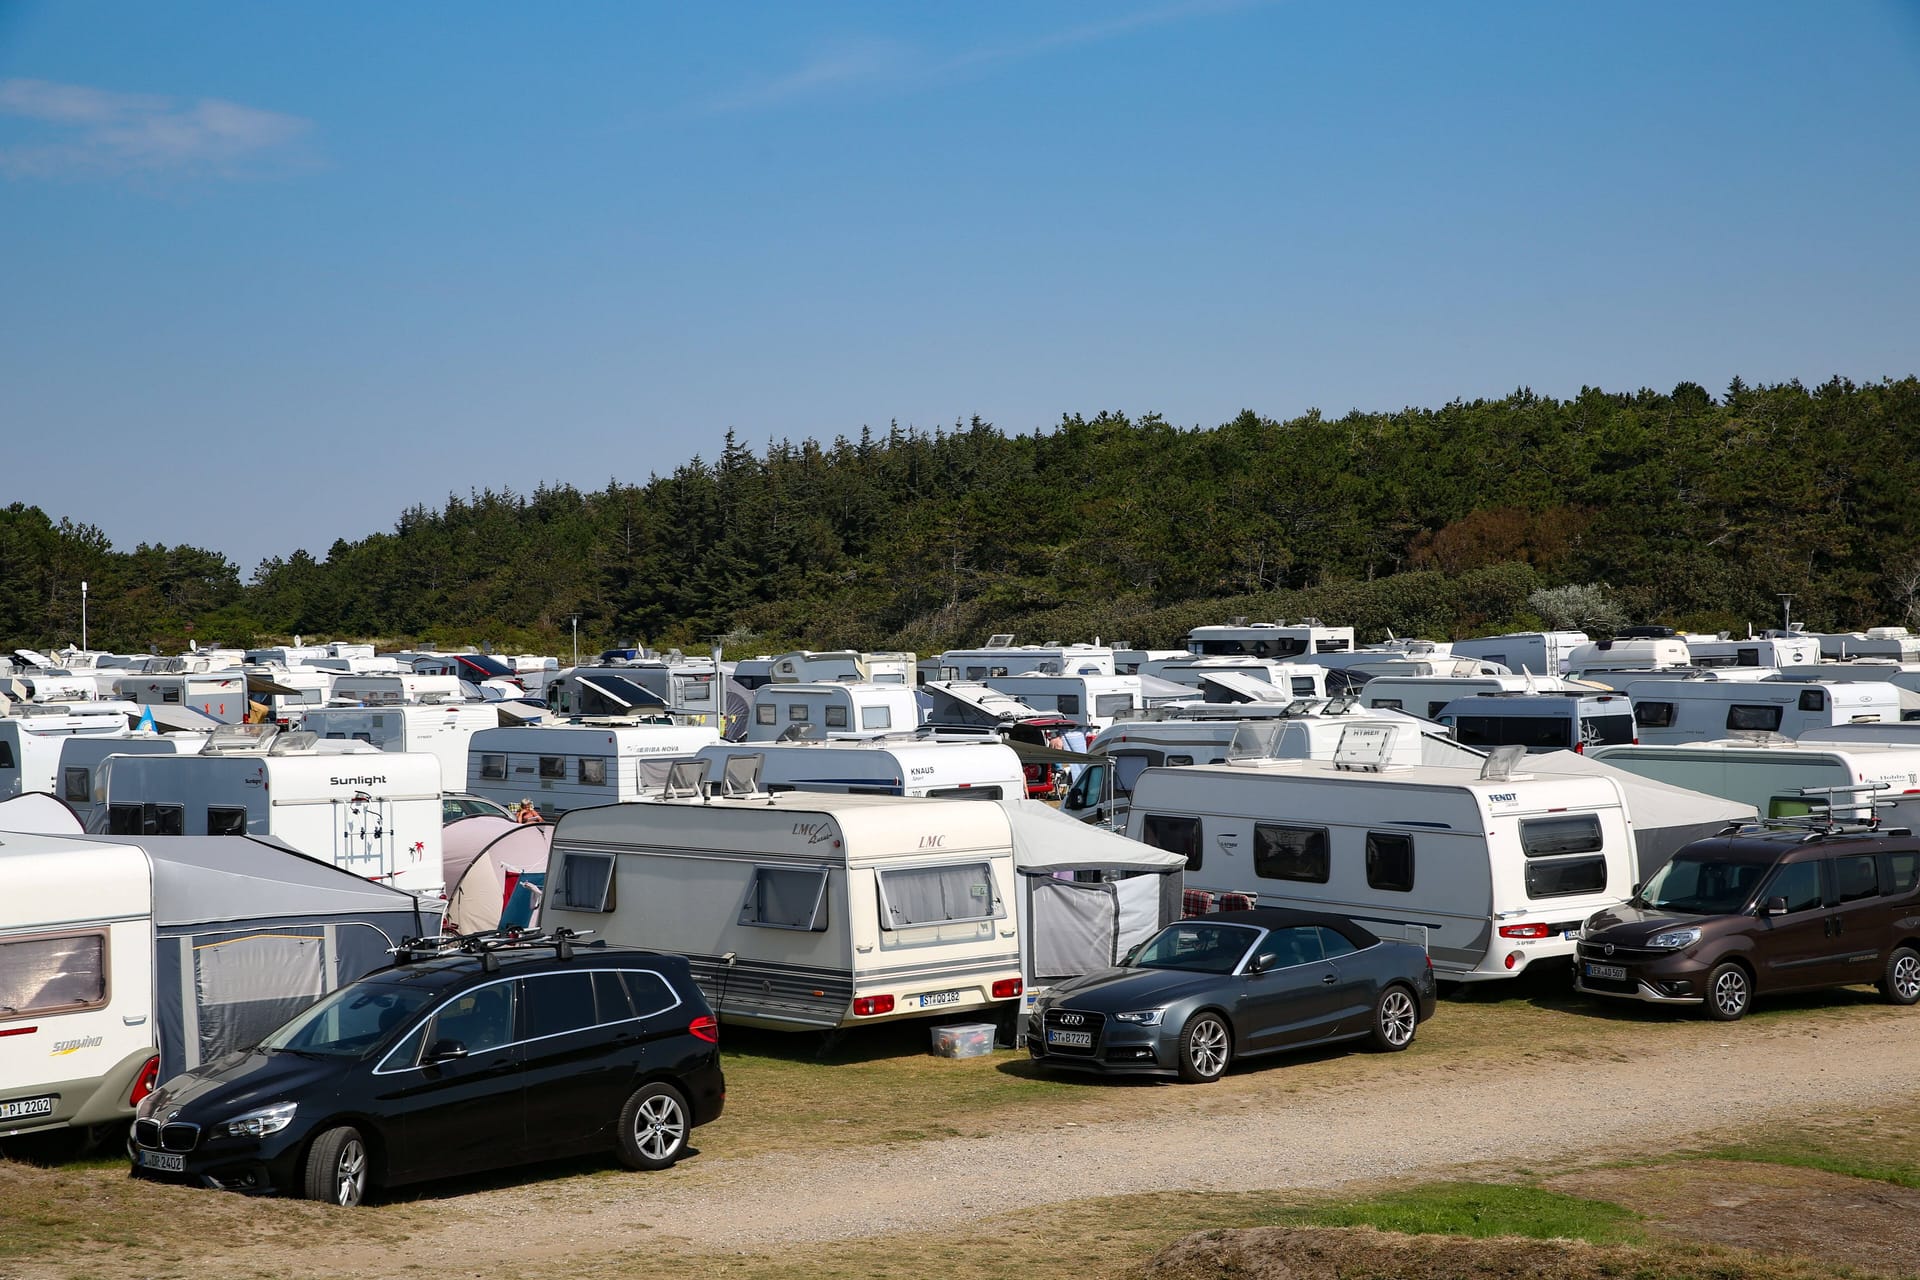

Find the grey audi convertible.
xmin=1026 ymin=908 xmax=1437 ymax=1083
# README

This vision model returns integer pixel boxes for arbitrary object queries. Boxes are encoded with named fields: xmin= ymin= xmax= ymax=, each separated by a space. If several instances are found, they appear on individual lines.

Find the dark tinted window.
xmin=1056 ymin=694 xmax=1081 ymax=715
xmin=620 ymin=970 xmax=677 ymax=1018
xmin=1141 ymin=814 xmax=1202 ymax=872
xmin=1888 ymin=852 xmax=1920 ymax=894
xmin=1262 ymin=926 xmax=1323 ymax=968
xmin=1764 ymin=860 xmax=1822 ymax=914
xmin=1365 ymin=832 xmax=1415 ymax=892
xmin=522 ymin=972 xmax=598 ymax=1040
xmin=1253 ymin=824 xmax=1329 ymax=883
xmin=1584 ymin=714 xmax=1636 ymax=745
xmin=1634 ymin=702 xmax=1675 ymax=728
xmin=579 ymin=757 xmax=607 ymax=785
xmin=1316 ymin=926 xmax=1358 ymax=960
xmin=1727 ymin=704 xmax=1784 ymax=732
xmin=62 ymin=767 xmax=90 ymax=802
xmin=1372 ymin=698 xmax=1403 ymax=711
xmin=538 ymin=755 xmax=566 ymax=779
xmin=1832 ymin=854 xmax=1880 ymax=903
xmin=0 ymin=741 xmax=12 ymax=768
xmin=1453 ymin=714 xmax=1569 ymax=751
xmin=431 ymin=982 xmax=514 ymax=1054
xmin=153 ymin=805 xmax=183 ymax=836
xmin=480 ymin=754 xmax=507 ymax=780
xmin=1798 ymin=688 xmax=1827 ymax=713
xmin=593 ymin=970 xmax=635 ymax=1023
xmin=1521 ymin=814 xmax=1604 ymax=856
xmin=207 ymin=807 xmax=247 ymax=836
xmin=107 ymin=804 xmax=142 ymax=835
xmin=1524 ymin=857 xmax=1608 ymax=898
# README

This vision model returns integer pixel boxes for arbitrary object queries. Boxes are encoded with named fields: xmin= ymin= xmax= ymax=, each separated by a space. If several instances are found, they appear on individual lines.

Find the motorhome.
xmin=466 ymin=722 xmax=722 ymax=817
xmin=0 ymin=832 xmax=426 ymax=1141
xmin=936 ymin=637 xmax=1116 ymax=680
xmin=1627 ymin=679 xmax=1907 ymax=746
xmin=541 ymin=789 xmax=1179 ymax=1032
xmin=55 ymin=732 xmax=209 ymax=831
xmin=97 ymin=726 xmax=445 ymax=895
xmin=1447 ymin=631 xmax=1589 ymax=676
xmin=743 ymin=682 xmax=921 ymax=742
xmin=0 ymin=707 xmax=135 ymax=798
xmin=1683 ymin=634 xmax=1822 ymax=670
xmin=983 ymin=672 xmax=1142 ymax=730
xmin=300 ymin=701 xmax=503 ymax=790
xmin=328 ymin=673 xmax=466 ymax=706
xmin=1124 ymin=742 xmax=1637 ymax=981
xmin=693 ymin=739 xmax=1026 ymax=800
xmin=1436 ymin=691 xmax=1637 ymax=753
xmin=1590 ymin=740 xmax=1920 ymax=825
xmin=1183 ymin=620 xmax=1355 ymax=659
xmin=1358 ymin=674 xmax=1588 ymax=721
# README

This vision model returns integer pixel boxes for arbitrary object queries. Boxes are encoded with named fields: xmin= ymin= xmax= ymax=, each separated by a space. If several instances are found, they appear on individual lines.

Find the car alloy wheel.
xmin=633 ymin=1092 xmax=687 ymax=1163
xmin=1180 ymin=1014 xmax=1230 ymax=1082
xmin=1707 ymin=964 xmax=1750 ymax=1021
xmin=1376 ymin=987 xmax=1417 ymax=1049
xmin=1889 ymin=949 xmax=1920 ymax=1004
xmin=332 ymin=1136 xmax=367 ymax=1206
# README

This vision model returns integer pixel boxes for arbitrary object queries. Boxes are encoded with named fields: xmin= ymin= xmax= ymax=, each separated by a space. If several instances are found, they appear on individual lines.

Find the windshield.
xmin=257 ymin=982 xmax=436 ymax=1058
xmin=1635 ymin=854 xmax=1769 ymax=915
xmin=1132 ymin=922 xmax=1258 ymax=975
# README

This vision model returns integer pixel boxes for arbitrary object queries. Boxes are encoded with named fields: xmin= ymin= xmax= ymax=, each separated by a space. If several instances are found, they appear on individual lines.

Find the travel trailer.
xmin=0 ymin=707 xmax=135 ymax=798
xmin=540 ymin=788 xmax=1183 ymax=1033
xmin=1590 ymin=740 xmax=1920 ymax=825
xmin=1627 ymin=679 xmax=1907 ymax=746
xmin=1684 ymin=634 xmax=1822 ymax=670
xmin=300 ymin=701 xmax=502 ymax=791
xmin=1565 ymin=637 xmax=1694 ymax=685
xmin=97 ymin=726 xmax=445 ymax=895
xmin=466 ymin=722 xmax=722 ymax=817
xmin=1183 ymin=620 xmax=1355 ymax=658
xmin=1136 ymin=656 xmax=1329 ymax=703
xmin=1124 ymin=741 xmax=1637 ymax=981
xmin=56 ymin=732 xmax=209 ymax=831
xmin=1447 ymin=632 xmax=1589 ymax=676
xmin=0 ymin=832 xmax=426 ymax=1141
xmin=935 ymin=638 xmax=1116 ymax=680
xmin=1801 ymin=628 xmax=1920 ymax=662
xmin=743 ymin=682 xmax=921 ymax=742
xmin=547 ymin=661 xmax=737 ymax=731
xmin=1436 ymin=692 xmax=1638 ymax=753
xmin=983 ymin=672 xmax=1142 ymax=730
xmin=693 ymin=739 xmax=1026 ymax=799
xmin=761 ymin=650 xmax=916 ymax=686
xmin=1358 ymin=674 xmax=1588 ymax=721
xmin=249 ymin=666 xmax=335 ymax=725
xmin=113 ymin=672 xmax=251 ymax=725
xmin=328 ymin=673 xmax=466 ymax=706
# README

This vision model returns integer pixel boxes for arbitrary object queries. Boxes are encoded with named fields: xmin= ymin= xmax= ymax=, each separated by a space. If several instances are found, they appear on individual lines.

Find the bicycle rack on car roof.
xmin=390 ymin=925 xmax=598 ymax=971
xmin=1715 ymin=781 xmax=1914 ymax=842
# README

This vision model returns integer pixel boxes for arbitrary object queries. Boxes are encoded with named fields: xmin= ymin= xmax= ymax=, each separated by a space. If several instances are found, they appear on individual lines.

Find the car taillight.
xmin=852 ymin=995 xmax=894 ymax=1017
xmin=991 ymin=978 xmax=1022 ymax=999
xmin=1573 ymin=741 xmax=1585 ymax=754
xmin=1498 ymin=923 xmax=1552 ymax=939
xmin=128 ymin=1055 xmax=161 ymax=1107
xmin=688 ymin=1015 xmax=719 ymax=1044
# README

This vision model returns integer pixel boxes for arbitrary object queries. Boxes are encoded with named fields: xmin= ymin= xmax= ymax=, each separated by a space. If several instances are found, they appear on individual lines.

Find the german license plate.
xmin=0 ymin=1095 xmax=54 ymax=1121
xmin=917 ymin=989 xmax=961 ymax=1009
xmin=137 ymin=1149 xmax=185 ymax=1173
xmin=1046 ymin=1029 xmax=1093 ymax=1047
xmin=1585 ymin=963 xmax=1626 ymax=981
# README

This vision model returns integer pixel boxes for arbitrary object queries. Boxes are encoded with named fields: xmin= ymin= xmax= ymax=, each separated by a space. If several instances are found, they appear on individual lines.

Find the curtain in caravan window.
xmin=878 ymin=862 xmax=1001 ymax=927
xmin=0 ymin=933 xmax=107 ymax=1017
xmin=192 ymin=929 xmax=327 ymax=1065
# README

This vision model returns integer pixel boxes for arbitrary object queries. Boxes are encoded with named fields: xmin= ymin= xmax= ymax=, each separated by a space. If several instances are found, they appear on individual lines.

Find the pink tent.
xmin=442 ymin=815 xmax=517 ymax=891
xmin=446 ymin=822 xmax=553 ymax=934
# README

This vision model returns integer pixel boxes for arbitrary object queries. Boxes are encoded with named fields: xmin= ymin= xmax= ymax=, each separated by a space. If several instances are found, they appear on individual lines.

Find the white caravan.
xmin=547 ymin=662 xmax=732 ymax=729
xmin=1125 ymin=746 xmax=1636 ymax=981
xmin=1627 ymin=680 xmax=1906 ymax=746
xmin=0 ymin=708 xmax=135 ymax=797
xmin=1136 ymin=656 xmax=1330 ymax=703
xmin=1448 ymin=632 xmax=1589 ymax=675
xmin=0 ymin=833 xmax=427 ymax=1141
xmin=329 ymin=673 xmax=466 ymax=706
xmin=56 ymin=732 xmax=209 ymax=831
xmin=301 ymin=702 xmax=502 ymax=791
xmin=1684 ymin=634 xmax=1822 ymax=670
xmin=936 ymin=638 xmax=1116 ymax=680
xmin=1803 ymin=628 xmax=1920 ymax=662
xmin=113 ymin=672 xmax=251 ymax=724
xmin=1184 ymin=619 xmax=1355 ymax=659
xmin=1565 ymin=637 xmax=1694 ymax=685
xmin=248 ymin=665 xmax=335 ymax=725
xmin=983 ymin=672 xmax=1142 ymax=730
xmin=466 ymin=722 xmax=722 ymax=818
xmin=1436 ymin=691 xmax=1638 ymax=754
xmin=744 ymin=682 xmax=921 ymax=742
xmin=1590 ymin=740 xmax=1920 ymax=825
xmin=98 ymin=726 xmax=444 ymax=895
xmin=1358 ymin=674 xmax=1588 ymax=721
xmin=694 ymin=739 xmax=1026 ymax=800
xmin=764 ymin=650 xmax=916 ymax=686
xmin=542 ymin=792 xmax=1024 ymax=1030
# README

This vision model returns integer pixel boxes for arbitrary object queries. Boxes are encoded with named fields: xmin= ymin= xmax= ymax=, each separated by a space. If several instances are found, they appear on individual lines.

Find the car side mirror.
xmin=1246 ymin=952 xmax=1277 ymax=975
xmin=1121 ymin=944 xmax=1143 ymax=966
xmin=1630 ymin=881 xmax=1642 ymax=897
xmin=426 ymin=1038 xmax=469 ymax=1062
xmin=1763 ymin=897 xmax=1789 ymax=917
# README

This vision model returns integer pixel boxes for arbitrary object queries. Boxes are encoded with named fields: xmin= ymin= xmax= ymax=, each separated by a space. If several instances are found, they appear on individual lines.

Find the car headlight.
xmin=1112 ymin=1009 xmax=1165 ymax=1026
xmin=214 ymin=1101 xmax=298 ymax=1139
xmin=1647 ymin=927 xmax=1702 ymax=950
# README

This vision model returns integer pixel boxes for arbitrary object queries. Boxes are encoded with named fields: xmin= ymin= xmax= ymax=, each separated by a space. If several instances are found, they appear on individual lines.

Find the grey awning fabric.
xmin=1003 ymin=738 xmax=1103 ymax=766
xmin=246 ymin=673 xmax=304 ymax=695
xmin=132 ymin=703 xmax=225 ymax=731
xmin=66 ymin=833 xmax=423 ymax=926
xmin=995 ymin=798 xmax=1187 ymax=874
xmin=578 ymin=674 xmax=668 ymax=710
xmin=1197 ymin=670 xmax=1291 ymax=703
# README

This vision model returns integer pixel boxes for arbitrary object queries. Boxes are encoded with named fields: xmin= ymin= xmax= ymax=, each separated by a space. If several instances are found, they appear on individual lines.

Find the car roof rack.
xmin=1714 ymin=782 xmax=1911 ymax=841
xmin=390 ymin=925 xmax=597 ymax=971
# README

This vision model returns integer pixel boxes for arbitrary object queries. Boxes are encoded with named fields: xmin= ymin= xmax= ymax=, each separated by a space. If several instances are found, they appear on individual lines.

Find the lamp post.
xmin=1778 ymin=593 xmax=1795 ymax=635
xmin=80 ymin=580 xmax=88 ymax=651
xmin=571 ymin=615 xmax=579 ymax=670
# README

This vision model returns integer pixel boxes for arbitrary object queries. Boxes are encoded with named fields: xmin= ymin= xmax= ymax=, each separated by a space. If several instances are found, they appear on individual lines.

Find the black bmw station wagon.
xmin=129 ymin=929 xmax=725 ymax=1204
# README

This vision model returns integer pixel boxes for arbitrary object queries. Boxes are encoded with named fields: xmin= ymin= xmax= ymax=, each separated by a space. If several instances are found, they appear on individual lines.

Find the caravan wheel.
xmin=616 ymin=1082 xmax=689 ymax=1171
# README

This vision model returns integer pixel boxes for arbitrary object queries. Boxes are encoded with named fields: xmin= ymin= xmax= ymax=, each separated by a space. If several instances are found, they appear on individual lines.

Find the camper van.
xmin=0 ymin=832 xmax=426 ymax=1141
xmin=56 ymin=732 xmax=208 ymax=831
xmin=300 ymin=702 xmax=501 ymax=791
xmin=0 ymin=708 xmax=134 ymax=798
xmin=694 ymin=739 xmax=1026 ymax=799
xmin=983 ymin=672 xmax=1141 ymax=730
xmin=466 ymin=722 xmax=722 ymax=817
xmin=1124 ymin=744 xmax=1637 ymax=981
xmin=744 ymin=682 xmax=921 ymax=742
xmin=1436 ymin=692 xmax=1637 ymax=754
xmin=1590 ymin=741 xmax=1920 ymax=825
xmin=1359 ymin=674 xmax=1588 ymax=721
xmin=98 ymin=727 xmax=445 ymax=895
xmin=1627 ymin=679 xmax=1906 ymax=746
xmin=936 ymin=638 xmax=1116 ymax=681
xmin=1183 ymin=620 xmax=1355 ymax=659
xmin=1448 ymin=632 xmax=1589 ymax=676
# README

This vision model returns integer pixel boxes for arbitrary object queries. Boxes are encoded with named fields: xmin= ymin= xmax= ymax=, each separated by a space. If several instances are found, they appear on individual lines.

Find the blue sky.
xmin=4 ymin=1 xmax=1918 ymax=574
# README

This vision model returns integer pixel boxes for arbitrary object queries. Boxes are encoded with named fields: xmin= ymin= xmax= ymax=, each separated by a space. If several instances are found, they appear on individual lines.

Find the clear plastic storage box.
xmin=930 ymin=1022 xmax=997 ymax=1058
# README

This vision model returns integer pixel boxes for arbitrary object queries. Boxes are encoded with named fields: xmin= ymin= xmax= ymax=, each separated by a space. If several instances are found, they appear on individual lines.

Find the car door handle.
xmin=1321 ymin=974 xmax=1337 ymax=985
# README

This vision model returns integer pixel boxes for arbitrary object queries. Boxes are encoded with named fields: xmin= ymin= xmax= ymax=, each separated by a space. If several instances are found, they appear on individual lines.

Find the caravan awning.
xmin=1197 ymin=670 xmax=1291 ymax=704
xmin=578 ymin=674 xmax=668 ymax=710
xmin=246 ymin=673 xmax=305 ymax=695
xmin=922 ymin=681 xmax=1042 ymax=724
xmin=995 ymin=798 xmax=1187 ymax=874
xmin=1003 ymin=738 xmax=1102 ymax=766
xmin=132 ymin=704 xmax=224 ymax=732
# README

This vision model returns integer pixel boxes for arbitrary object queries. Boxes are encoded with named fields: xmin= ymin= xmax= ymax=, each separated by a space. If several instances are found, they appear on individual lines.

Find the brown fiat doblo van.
xmin=1574 ymin=826 xmax=1920 ymax=1020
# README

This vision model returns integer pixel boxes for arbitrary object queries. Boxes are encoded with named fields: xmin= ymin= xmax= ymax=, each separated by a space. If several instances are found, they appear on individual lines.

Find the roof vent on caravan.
xmin=267 ymin=730 xmax=320 ymax=754
xmin=1479 ymin=744 xmax=1530 ymax=782
xmin=202 ymin=723 xmax=280 ymax=754
xmin=1332 ymin=723 xmax=1400 ymax=773
xmin=662 ymin=758 xmax=708 ymax=800
xmin=1225 ymin=720 xmax=1287 ymax=763
xmin=775 ymin=723 xmax=822 ymax=743
xmin=719 ymin=752 xmax=765 ymax=798
xmin=987 ymin=634 xmax=1016 ymax=648
xmin=1724 ymin=729 xmax=1794 ymax=746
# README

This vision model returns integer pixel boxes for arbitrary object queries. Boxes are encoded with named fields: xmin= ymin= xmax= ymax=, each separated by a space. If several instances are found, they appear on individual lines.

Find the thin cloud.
xmin=0 ymin=77 xmax=312 ymax=179
xmin=703 ymin=0 xmax=1263 ymax=114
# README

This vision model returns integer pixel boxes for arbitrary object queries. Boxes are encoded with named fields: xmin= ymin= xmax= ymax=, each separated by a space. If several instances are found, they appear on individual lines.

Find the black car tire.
xmin=302 ymin=1125 xmax=370 ymax=1206
xmin=1881 ymin=946 xmax=1920 ymax=1006
xmin=1369 ymin=983 xmax=1419 ymax=1051
xmin=616 ymin=1081 xmax=690 ymax=1170
xmin=1703 ymin=961 xmax=1752 ymax=1022
xmin=1176 ymin=1011 xmax=1232 ymax=1084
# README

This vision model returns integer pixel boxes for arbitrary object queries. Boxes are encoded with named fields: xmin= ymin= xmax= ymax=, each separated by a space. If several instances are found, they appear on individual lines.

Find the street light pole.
xmin=81 ymin=580 xmax=88 ymax=651
xmin=571 ymin=615 xmax=579 ymax=669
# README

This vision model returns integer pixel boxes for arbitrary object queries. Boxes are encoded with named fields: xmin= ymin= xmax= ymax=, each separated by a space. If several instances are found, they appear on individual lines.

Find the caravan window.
xmin=106 ymin=804 xmax=143 ymax=835
xmin=1095 ymin=693 xmax=1133 ymax=718
xmin=876 ymin=862 xmax=1003 ymax=930
xmin=153 ymin=805 xmax=184 ymax=836
xmin=926 ymin=785 xmax=1003 ymax=800
xmin=1365 ymin=832 xmax=1415 ymax=892
xmin=682 ymin=682 xmax=711 ymax=704
xmin=480 ymin=754 xmax=507 ymax=781
xmin=788 ymin=704 xmax=809 ymax=723
xmin=207 ymin=807 xmax=247 ymax=836
xmin=1521 ymin=814 xmax=1603 ymax=856
xmin=1520 ymin=814 xmax=1607 ymax=898
xmin=1253 ymin=824 xmax=1330 ymax=883
xmin=0 ymin=931 xmax=108 ymax=1021
xmin=757 ymin=704 xmax=777 ymax=726
xmin=162 ymin=688 xmax=181 ymax=704
xmin=1372 ymin=698 xmax=1403 ymax=711
xmin=824 ymin=705 xmax=849 ymax=729
xmin=1737 ymin=648 xmax=1761 ymax=667
xmin=0 ymin=741 xmax=12 ymax=768
xmin=557 ymin=853 xmax=616 ymax=912
xmin=1056 ymin=694 xmax=1082 ymax=715
xmin=1727 ymin=704 xmax=1784 ymax=732
xmin=1635 ymin=702 xmax=1675 ymax=728
xmin=739 ymin=866 xmax=830 ymax=931
xmin=1290 ymin=678 xmax=1318 ymax=697
xmin=578 ymin=757 xmax=607 ymax=786
xmin=1112 ymin=752 xmax=1155 ymax=796
xmin=861 ymin=706 xmax=892 ymax=730
xmin=538 ymin=756 xmax=566 ymax=780
xmin=1798 ymin=689 xmax=1827 ymax=713
xmin=62 ymin=767 xmax=90 ymax=803
xmin=1141 ymin=814 xmax=1202 ymax=871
